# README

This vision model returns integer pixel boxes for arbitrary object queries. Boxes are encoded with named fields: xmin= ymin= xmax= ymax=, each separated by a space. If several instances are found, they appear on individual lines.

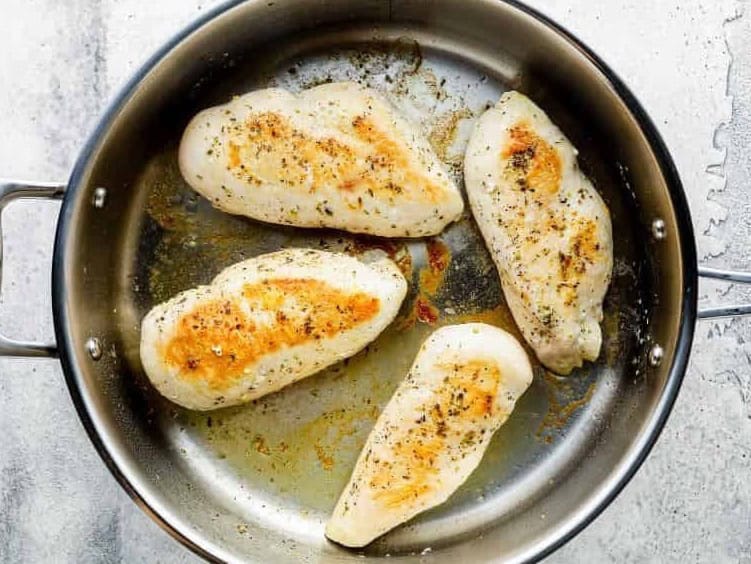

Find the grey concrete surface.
xmin=0 ymin=0 xmax=749 ymax=562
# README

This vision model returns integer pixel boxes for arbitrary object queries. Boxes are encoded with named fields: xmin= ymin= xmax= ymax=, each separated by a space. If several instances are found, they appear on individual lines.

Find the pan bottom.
xmin=115 ymin=25 xmax=645 ymax=558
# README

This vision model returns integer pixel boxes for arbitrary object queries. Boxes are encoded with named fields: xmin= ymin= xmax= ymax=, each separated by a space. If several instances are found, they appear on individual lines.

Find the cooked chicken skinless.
xmin=464 ymin=91 xmax=614 ymax=375
xmin=179 ymin=82 xmax=464 ymax=237
xmin=326 ymin=324 xmax=533 ymax=548
xmin=140 ymin=249 xmax=407 ymax=411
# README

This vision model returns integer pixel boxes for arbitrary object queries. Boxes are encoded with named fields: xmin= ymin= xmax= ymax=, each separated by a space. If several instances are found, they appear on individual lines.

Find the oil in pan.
xmin=121 ymin=37 xmax=642 ymax=553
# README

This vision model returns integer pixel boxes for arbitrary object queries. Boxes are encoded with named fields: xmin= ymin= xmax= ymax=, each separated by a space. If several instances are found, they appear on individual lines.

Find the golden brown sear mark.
xmin=556 ymin=218 xmax=601 ymax=305
xmin=227 ymin=112 xmax=355 ymax=192
xmin=370 ymin=435 xmax=441 ymax=508
xmin=163 ymin=278 xmax=380 ymax=390
xmin=436 ymin=360 xmax=503 ymax=420
xmin=502 ymin=122 xmax=562 ymax=196
xmin=370 ymin=360 xmax=501 ymax=508
xmin=571 ymin=218 xmax=601 ymax=266
xmin=225 ymin=111 xmax=445 ymax=203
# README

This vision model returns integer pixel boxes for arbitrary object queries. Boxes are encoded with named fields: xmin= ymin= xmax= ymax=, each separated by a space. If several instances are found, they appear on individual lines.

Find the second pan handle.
xmin=0 ymin=180 xmax=65 ymax=357
xmin=698 ymin=266 xmax=751 ymax=319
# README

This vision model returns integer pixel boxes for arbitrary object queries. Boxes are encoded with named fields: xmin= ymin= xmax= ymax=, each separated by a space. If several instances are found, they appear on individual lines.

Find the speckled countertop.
xmin=1 ymin=1 xmax=749 ymax=562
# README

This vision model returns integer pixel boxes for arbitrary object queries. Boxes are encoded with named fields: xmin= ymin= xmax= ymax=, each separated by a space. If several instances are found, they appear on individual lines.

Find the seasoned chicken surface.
xmin=140 ymin=249 xmax=407 ymax=411
xmin=326 ymin=324 xmax=533 ymax=547
xmin=179 ymin=82 xmax=464 ymax=237
xmin=464 ymin=91 xmax=613 ymax=375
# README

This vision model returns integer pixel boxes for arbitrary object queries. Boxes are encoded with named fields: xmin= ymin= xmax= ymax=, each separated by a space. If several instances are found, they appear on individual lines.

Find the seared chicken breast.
xmin=326 ymin=323 xmax=533 ymax=547
xmin=179 ymin=82 xmax=464 ymax=237
xmin=140 ymin=249 xmax=407 ymax=410
xmin=464 ymin=91 xmax=613 ymax=375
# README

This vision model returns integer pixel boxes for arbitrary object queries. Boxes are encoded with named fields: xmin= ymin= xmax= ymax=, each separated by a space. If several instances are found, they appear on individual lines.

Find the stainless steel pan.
xmin=3 ymin=0 xmax=750 ymax=562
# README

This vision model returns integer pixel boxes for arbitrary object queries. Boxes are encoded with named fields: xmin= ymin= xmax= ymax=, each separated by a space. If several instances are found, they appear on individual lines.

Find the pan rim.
xmin=51 ymin=0 xmax=699 ymax=562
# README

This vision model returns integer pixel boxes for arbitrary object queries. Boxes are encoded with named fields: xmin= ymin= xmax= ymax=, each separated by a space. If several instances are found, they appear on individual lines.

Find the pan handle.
xmin=0 ymin=180 xmax=66 ymax=357
xmin=698 ymin=266 xmax=751 ymax=319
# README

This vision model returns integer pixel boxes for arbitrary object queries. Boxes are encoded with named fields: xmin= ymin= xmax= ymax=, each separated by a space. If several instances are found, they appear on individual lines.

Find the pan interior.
xmin=118 ymin=31 xmax=646 ymax=556
xmin=58 ymin=3 xmax=684 ymax=563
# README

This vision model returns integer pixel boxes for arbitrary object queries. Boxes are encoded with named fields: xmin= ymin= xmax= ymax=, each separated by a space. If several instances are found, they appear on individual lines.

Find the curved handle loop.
xmin=698 ymin=266 xmax=751 ymax=319
xmin=0 ymin=180 xmax=65 ymax=357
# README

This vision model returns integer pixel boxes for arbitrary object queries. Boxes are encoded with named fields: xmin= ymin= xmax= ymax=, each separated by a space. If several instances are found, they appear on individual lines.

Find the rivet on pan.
xmin=651 ymin=218 xmax=666 ymax=241
xmin=86 ymin=337 xmax=103 ymax=361
xmin=92 ymin=187 xmax=107 ymax=208
xmin=648 ymin=345 xmax=664 ymax=367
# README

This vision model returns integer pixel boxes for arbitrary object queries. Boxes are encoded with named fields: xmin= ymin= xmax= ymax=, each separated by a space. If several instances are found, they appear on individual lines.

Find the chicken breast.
xmin=179 ymin=81 xmax=464 ymax=237
xmin=140 ymin=249 xmax=407 ymax=411
xmin=326 ymin=323 xmax=533 ymax=547
xmin=464 ymin=91 xmax=614 ymax=375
